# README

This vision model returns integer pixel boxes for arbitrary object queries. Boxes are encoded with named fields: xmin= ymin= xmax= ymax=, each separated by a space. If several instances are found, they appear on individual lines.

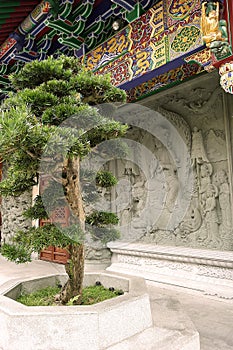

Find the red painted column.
xmin=225 ymin=0 xmax=233 ymax=45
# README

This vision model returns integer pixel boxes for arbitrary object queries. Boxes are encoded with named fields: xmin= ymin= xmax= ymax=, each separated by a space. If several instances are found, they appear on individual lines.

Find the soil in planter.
xmin=17 ymin=284 xmax=124 ymax=306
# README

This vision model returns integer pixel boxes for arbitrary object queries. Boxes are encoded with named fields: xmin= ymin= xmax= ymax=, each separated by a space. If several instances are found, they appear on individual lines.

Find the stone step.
xmin=107 ymin=292 xmax=200 ymax=350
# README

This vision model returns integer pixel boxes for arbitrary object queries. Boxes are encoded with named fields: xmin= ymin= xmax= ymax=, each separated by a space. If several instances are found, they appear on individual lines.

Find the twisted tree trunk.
xmin=61 ymin=157 xmax=85 ymax=304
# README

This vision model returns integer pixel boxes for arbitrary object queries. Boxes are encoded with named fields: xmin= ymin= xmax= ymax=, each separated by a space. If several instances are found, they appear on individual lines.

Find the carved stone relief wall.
xmin=110 ymin=73 xmax=233 ymax=251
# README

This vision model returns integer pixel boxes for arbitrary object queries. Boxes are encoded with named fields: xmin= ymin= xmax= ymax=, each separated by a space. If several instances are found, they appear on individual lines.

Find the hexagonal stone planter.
xmin=0 ymin=272 xmax=152 ymax=350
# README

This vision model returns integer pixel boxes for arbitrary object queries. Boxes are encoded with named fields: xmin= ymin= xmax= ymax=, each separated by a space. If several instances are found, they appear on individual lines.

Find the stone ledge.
xmin=107 ymin=242 xmax=233 ymax=267
xmin=107 ymin=242 xmax=233 ymax=299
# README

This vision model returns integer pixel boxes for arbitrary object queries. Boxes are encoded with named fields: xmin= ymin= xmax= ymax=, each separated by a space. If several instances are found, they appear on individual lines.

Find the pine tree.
xmin=0 ymin=56 xmax=127 ymax=304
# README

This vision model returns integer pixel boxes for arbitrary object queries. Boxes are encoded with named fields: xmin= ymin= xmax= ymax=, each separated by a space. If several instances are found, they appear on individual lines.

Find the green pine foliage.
xmin=0 ymin=55 xmax=127 ymax=263
xmin=86 ymin=211 xmax=120 ymax=244
xmin=13 ymin=224 xmax=84 ymax=251
xmin=0 ymin=243 xmax=31 ymax=263
xmin=86 ymin=211 xmax=119 ymax=227
xmin=9 ymin=56 xmax=78 ymax=90
xmin=23 ymin=196 xmax=49 ymax=220
xmin=96 ymin=171 xmax=118 ymax=188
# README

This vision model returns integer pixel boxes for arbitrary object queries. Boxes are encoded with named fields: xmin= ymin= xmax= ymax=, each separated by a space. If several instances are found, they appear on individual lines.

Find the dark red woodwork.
xmin=40 ymin=245 xmax=70 ymax=264
xmin=39 ymin=176 xmax=70 ymax=264
xmin=39 ymin=206 xmax=70 ymax=264
xmin=0 ymin=1 xmax=41 ymax=44
xmin=226 ymin=0 xmax=233 ymax=45
xmin=213 ymin=54 xmax=233 ymax=69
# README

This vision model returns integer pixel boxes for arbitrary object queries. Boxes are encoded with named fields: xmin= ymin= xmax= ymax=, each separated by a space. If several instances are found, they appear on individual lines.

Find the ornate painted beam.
xmin=0 ymin=37 xmax=18 ymax=61
xmin=18 ymin=1 xmax=50 ymax=35
xmin=111 ymin=0 xmax=136 ymax=12
xmin=0 ymin=0 xmax=209 ymax=100
xmin=72 ymin=0 xmax=95 ymax=18
xmin=58 ymin=34 xmax=84 ymax=49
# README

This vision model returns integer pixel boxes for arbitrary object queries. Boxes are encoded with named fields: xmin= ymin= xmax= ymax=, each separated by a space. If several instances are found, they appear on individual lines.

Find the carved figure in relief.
xmin=191 ymin=127 xmax=209 ymax=167
xmin=132 ymin=181 xmax=145 ymax=216
xmin=215 ymin=170 xmax=232 ymax=229
xmin=199 ymin=162 xmax=213 ymax=209
xmin=190 ymin=127 xmax=214 ymax=215
xmin=175 ymin=204 xmax=202 ymax=239
xmin=201 ymin=1 xmax=231 ymax=59
xmin=156 ymin=125 xmax=180 ymax=166
xmin=174 ymin=172 xmax=202 ymax=240
xmin=164 ymin=168 xmax=179 ymax=212
xmin=201 ymin=2 xmax=226 ymax=47
xmin=115 ymin=180 xmax=131 ymax=225
xmin=203 ymin=183 xmax=220 ymax=244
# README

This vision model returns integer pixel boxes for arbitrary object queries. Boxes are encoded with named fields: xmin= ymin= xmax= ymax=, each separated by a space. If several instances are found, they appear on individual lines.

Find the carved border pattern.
xmin=109 ymin=247 xmax=233 ymax=269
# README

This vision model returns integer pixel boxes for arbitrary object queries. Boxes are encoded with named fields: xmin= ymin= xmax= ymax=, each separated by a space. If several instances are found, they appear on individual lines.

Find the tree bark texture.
xmin=63 ymin=157 xmax=85 ymax=230
xmin=61 ymin=157 xmax=86 ymax=304
xmin=61 ymin=243 xmax=85 ymax=304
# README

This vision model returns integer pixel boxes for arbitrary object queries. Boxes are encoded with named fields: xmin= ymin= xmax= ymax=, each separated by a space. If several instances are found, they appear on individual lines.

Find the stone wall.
xmin=108 ymin=72 xmax=233 ymax=251
xmin=1 ymin=72 xmax=232 ymax=255
xmin=1 ymin=191 xmax=31 ymax=244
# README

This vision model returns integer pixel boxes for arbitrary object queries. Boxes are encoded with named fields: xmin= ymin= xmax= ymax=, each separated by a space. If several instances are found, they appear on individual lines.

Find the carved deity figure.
xmin=203 ymin=183 xmax=219 ymax=244
xmin=215 ymin=170 xmax=232 ymax=230
xmin=191 ymin=127 xmax=209 ymax=167
xmin=201 ymin=1 xmax=225 ymax=47
xmin=164 ymin=168 xmax=179 ymax=212
xmin=199 ymin=162 xmax=213 ymax=208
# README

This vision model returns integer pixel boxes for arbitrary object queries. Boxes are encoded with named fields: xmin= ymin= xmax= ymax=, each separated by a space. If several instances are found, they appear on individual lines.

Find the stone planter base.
xmin=0 ymin=272 xmax=152 ymax=350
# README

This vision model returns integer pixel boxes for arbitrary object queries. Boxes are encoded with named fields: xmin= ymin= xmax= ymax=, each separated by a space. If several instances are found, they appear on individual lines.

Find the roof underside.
xmin=0 ymin=0 xmax=159 ymax=97
xmin=0 ymin=1 xmax=40 ymax=44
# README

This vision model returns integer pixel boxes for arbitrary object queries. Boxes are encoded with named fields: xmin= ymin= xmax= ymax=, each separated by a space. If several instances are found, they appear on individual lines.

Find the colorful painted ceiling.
xmin=90 ymin=0 xmax=208 ymax=100
xmin=0 ymin=0 xmax=159 ymax=97
xmin=0 ymin=0 xmax=232 ymax=101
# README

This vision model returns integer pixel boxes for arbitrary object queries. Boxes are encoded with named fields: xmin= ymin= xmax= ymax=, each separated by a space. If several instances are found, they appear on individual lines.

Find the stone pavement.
xmin=0 ymin=254 xmax=64 ymax=287
xmin=147 ymin=281 xmax=233 ymax=350
xmin=0 ymin=254 xmax=233 ymax=350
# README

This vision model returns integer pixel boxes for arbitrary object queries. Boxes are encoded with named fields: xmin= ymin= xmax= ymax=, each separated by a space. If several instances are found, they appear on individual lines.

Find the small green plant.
xmin=17 ymin=286 xmax=60 ymax=306
xmin=80 ymin=285 xmax=123 ymax=305
xmin=16 ymin=285 xmax=124 ymax=306
xmin=86 ymin=211 xmax=119 ymax=227
xmin=67 ymin=294 xmax=81 ymax=306
xmin=95 ymin=171 xmax=118 ymax=188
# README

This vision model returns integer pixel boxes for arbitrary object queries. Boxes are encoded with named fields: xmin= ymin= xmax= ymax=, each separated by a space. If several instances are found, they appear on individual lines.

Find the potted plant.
xmin=0 ymin=55 xmax=128 ymax=305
